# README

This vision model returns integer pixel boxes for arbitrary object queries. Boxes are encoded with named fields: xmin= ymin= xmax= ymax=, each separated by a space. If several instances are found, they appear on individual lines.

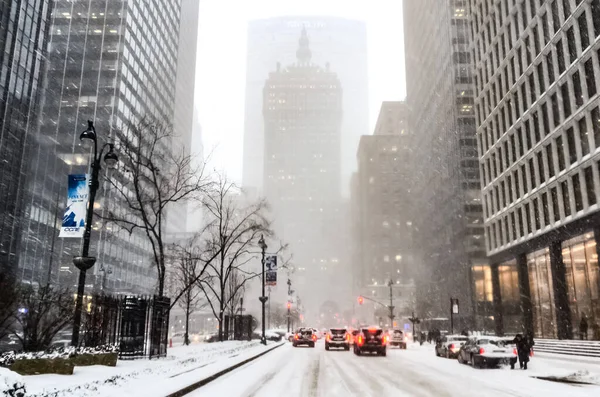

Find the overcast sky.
xmin=194 ymin=0 xmax=406 ymax=183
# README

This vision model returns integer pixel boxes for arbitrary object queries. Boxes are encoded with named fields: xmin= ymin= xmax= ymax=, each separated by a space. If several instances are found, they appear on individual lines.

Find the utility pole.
xmin=287 ymin=278 xmax=293 ymax=332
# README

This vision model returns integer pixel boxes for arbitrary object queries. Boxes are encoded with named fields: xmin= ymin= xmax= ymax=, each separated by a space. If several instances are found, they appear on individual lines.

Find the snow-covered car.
xmin=457 ymin=336 xmax=516 ymax=368
xmin=389 ymin=329 xmax=407 ymax=349
xmin=293 ymin=328 xmax=317 ymax=347
xmin=353 ymin=326 xmax=387 ymax=356
xmin=435 ymin=334 xmax=468 ymax=358
xmin=325 ymin=328 xmax=350 ymax=351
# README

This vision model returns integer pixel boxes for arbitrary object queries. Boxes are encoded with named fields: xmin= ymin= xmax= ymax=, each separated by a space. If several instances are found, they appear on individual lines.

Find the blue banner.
xmin=266 ymin=255 xmax=277 ymax=286
xmin=59 ymin=174 xmax=89 ymax=238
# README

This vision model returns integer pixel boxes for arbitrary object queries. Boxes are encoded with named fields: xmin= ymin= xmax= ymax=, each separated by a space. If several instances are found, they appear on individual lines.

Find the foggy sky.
xmin=194 ymin=0 xmax=406 ymax=182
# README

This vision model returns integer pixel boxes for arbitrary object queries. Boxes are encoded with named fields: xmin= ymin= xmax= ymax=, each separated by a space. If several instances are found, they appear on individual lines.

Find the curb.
xmin=165 ymin=342 xmax=285 ymax=397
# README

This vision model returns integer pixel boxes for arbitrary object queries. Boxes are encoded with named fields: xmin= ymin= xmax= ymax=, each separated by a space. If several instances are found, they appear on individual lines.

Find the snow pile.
xmin=25 ymin=341 xmax=263 ymax=397
xmin=544 ymin=369 xmax=600 ymax=385
xmin=0 ymin=367 xmax=26 ymax=397
xmin=0 ymin=345 xmax=118 ymax=367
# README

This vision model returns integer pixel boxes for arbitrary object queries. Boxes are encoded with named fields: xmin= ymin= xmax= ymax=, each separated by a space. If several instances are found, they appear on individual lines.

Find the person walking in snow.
xmin=512 ymin=333 xmax=531 ymax=370
xmin=580 ymin=314 xmax=589 ymax=340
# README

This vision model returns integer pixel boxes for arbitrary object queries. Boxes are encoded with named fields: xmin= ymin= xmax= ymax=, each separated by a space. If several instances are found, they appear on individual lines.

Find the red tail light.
xmin=479 ymin=348 xmax=485 ymax=355
xmin=449 ymin=344 xmax=455 ymax=350
xmin=346 ymin=333 xmax=350 ymax=341
xmin=312 ymin=334 xmax=317 ymax=341
xmin=326 ymin=334 xmax=331 ymax=342
xmin=357 ymin=335 xmax=364 ymax=346
xmin=382 ymin=335 xmax=388 ymax=345
xmin=294 ymin=334 xmax=299 ymax=340
xmin=513 ymin=348 xmax=517 ymax=355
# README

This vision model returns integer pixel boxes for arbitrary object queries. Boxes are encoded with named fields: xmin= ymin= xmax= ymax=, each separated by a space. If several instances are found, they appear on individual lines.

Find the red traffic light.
xmin=358 ymin=296 xmax=364 ymax=305
xmin=287 ymin=302 xmax=291 ymax=310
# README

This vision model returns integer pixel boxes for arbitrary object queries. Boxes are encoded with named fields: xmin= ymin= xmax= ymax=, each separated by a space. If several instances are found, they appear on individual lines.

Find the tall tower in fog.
xmin=263 ymin=28 xmax=343 ymax=316
xmin=244 ymin=16 xmax=368 ymax=197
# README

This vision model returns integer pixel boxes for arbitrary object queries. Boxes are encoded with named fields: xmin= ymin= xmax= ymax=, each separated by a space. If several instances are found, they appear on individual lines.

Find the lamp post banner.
xmin=59 ymin=174 xmax=89 ymax=238
xmin=265 ymin=255 xmax=277 ymax=286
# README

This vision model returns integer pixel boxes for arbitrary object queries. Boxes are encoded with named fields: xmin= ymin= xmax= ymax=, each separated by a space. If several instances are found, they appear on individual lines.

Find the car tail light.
xmin=357 ymin=335 xmax=364 ymax=346
xmin=513 ymin=348 xmax=517 ymax=355
xmin=294 ymin=334 xmax=299 ymax=340
xmin=312 ymin=334 xmax=317 ymax=341
xmin=449 ymin=344 xmax=455 ymax=350
xmin=479 ymin=348 xmax=485 ymax=355
xmin=346 ymin=333 xmax=350 ymax=342
xmin=326 ymin=334 xmax=331 ymax=342
xmin=382 ymin=335 xmax=388 ymax=345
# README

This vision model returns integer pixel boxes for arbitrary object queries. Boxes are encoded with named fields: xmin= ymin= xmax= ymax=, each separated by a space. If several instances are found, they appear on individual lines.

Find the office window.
xmin=561 ymin=83 xmax=572 ymax=118
xmin=557 ymin=39 xmax=566 ymax=74
xmin=562 ymin=180 xmax=572 ymax=217
xmin=578 ymin=12 xmax=590 ymax=50
xmin=567 ymin=127 xmax=577 ymax=164
xmin=593 ymin=107 xmax=600 ymax=148
xmin=573 ymin=70 xmax=584 ymax=108
xmin=566 ymin=26 xmax=577 ymax=64
xmin=557 ymin=135 xmax=566 ymax=170
xmin=584 ymin=166 xmax=596 ymax=205
xmin=551 ymin=93 xmax=560 ymax=127
xmin=546 ymin=144 xmax=555 ymax=177
xmin=514 ymin=170 xmax=521 ymax=199
xmin=585 ymin=58 xmax=597 ymax=97
xmin=592 ymin=0 xmax=600 ymax=37
xmin=551 ymin=186 xmax=560 ymax=221
xmin=579 ymin=117 xmax=590 ymax=156
xmin=542 ymin=192 xmax=550 ymax=225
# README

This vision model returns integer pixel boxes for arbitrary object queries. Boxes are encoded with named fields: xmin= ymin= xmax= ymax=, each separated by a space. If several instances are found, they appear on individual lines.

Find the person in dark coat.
xmin=580 ymin=314 xmax=589 ymax=340
xmin=513 ymin=333 xmax=531 ymax=370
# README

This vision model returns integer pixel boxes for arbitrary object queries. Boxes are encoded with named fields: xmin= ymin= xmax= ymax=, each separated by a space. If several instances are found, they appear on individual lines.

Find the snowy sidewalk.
xmin=17 ymin=341 xmax=281 ymax=397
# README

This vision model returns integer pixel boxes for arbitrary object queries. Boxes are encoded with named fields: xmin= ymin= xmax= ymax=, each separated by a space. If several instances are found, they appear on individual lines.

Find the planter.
xmin=71 ymin=353 xmax=118 ymax=367
xmin=10 ymin=358 xmax=74 ymax=376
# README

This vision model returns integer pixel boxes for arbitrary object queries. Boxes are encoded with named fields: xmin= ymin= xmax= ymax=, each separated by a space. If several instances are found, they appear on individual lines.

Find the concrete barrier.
xmin=533 ymin=339 xmax=600 ymax=358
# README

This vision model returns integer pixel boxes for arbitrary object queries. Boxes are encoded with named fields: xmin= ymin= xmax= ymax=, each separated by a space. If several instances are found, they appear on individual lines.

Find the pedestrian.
xmin=512 ymin=333 xmax=532 ymax=370
xmin=580 ymin=314 xmax=589 ymax=340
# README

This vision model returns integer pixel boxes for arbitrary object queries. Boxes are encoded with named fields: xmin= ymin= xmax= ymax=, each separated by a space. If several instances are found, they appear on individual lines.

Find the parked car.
xmin=325 ymin=328 xmax=350 ymax=351
xmin=457 ymin=336 xmax=517 ymax=368
xmin=389 ymin=329 xmax=408 ymax=349
xmin=353 ymin=326 xmax=387 ymax=356
xmin=204 ymin=333 xmax=219 ymax=343
xmin=293 ymin=328 xmax=317 ymax=347
xmin=435 ymin=334 xmax=468 ymax=358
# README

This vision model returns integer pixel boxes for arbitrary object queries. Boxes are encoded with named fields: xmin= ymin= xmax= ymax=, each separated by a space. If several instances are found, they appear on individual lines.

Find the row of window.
xmin=486 ymin=158 xmax=600 ymax=251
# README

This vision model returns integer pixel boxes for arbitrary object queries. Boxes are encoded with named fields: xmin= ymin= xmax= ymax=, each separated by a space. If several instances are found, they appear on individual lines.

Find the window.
xmin=561 ymin=83 xmax=572 ymax=118
xmin=552 ymin=1 xmax=561 ymax=33
xmin=567 ymin=26 xmax=577 ymax=64
xmin=546 ymin=144 xmax=555 ymax=177
xmin=547 ymin=54 xmax=555 ymax=85
xmin=573 ymin=173 xmax=584 ymax=212
xmin=593 ymin=107 xmax=600 ymax=149
xmin=557 ymin=135 xmax=566 ymax=170
xmin=551 ymin=186 xmax=560 ymax=221
xmin=573 ymin=70 xmax=583 ymax=108
xmin=566 ymin=127 xmax=577 ymax=164
xmin=542 ymin=192 xmax=550 ymax=225
xmin=556 ymin=39 xmax=566 ymax=74
xmin=584 ymin=166 xmax=596 ymax=205
xmin=529 ymin=158 xmax=537 ymax=188
xmin=551 ymin=93 xmax=560 ymax=127
xmin=585 ymin=59 xmax=597 ymax=98
xmin=579 ymin=117 xmax=590 ymax=156
xmin=592 ymin=0 xmax=600 ymax=37
xmin=562 ymin=180 xmax=572 ymax=217
xmin=579 ymin=12 xmax=590 ymax=50
xmin=537 ymin=151 xmax=546 ymax=183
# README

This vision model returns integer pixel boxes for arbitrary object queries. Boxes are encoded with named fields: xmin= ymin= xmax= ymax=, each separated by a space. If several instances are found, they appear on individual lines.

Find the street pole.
xmin=287 ymin=278 xmax=292 ymax=333
xmin=388 ymin=280 xmax=395 ymax=328
xmin=267 ymin=287 xmax=271 ymax=329
xmin=450 ymin=298 xmax=454 ymax=335
xmin=71 ymin=121 xmax=118 ymax=347
xmin=258 ymin=235 xmax=268 ymax=345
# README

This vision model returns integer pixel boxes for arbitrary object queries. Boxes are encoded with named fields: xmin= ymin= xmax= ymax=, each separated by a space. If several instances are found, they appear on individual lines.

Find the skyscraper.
xmin=354 ymin=102 xmax=416 ymax=325
xmin=471 ymin=0 xmax=600 ymax=339
xmin=0 ymin=0 xmax=52 ymax=277
xmin=262 ymin=28 xmax=344 ymax=316
xmin=19 ymin=0 xmax=182 ymax=292
xmin=244 ymin=16 xmax=368 ymax=197
xmin=403 ymin=0 xmax=486 ymax=327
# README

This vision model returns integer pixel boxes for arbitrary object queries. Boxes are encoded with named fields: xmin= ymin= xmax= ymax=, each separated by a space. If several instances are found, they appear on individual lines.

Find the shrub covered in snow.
xmin=0 ymin=344 xmax=119 ymax=368
xmin=0 ymin=367 xmax=25 ymax=397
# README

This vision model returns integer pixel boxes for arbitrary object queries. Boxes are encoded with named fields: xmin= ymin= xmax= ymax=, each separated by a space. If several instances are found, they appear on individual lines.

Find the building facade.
xmin=403 ymin=0 xmax=488 ymax=329
xmin=0 ymin=0 xmax=52 ymax=278
xmin=19 ymin=0 xmax=182 ymax=293
xmin=471 ymin=0 xmax=600 ymax=340
xmin=354 ymin=102 xmax=416 ymax=326
xmin=244 ymin=16 xmax=368 ymax=197
xmin=262 ymin=28 xmax=345 ymax=319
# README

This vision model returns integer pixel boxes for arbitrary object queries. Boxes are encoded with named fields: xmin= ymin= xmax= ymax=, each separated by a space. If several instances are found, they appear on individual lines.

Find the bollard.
xmin=169 ymin=338 xmax=173 ymax=348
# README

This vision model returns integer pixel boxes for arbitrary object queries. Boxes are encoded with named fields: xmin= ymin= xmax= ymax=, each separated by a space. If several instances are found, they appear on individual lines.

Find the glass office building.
xmin=19 ymin=0 xmax=181 ymax=293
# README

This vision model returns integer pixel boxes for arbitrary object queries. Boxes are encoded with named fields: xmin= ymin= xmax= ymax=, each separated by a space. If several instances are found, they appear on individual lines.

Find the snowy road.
xmin=191 ymin=341 xmax=600 ymax=397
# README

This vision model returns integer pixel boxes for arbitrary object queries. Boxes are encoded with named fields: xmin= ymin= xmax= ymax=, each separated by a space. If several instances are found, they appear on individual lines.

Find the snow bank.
xmin=0 ymin=367 xmax=26 ymax=397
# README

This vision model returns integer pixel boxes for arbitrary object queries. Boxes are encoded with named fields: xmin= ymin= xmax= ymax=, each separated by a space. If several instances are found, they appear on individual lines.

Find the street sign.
xmin=451 ymin=298 xmax=459 ymax=314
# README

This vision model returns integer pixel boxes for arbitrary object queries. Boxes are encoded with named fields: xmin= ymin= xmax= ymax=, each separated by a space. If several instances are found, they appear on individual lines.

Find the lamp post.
xmin=258 ymin=234 xmax=268 ymax=345
xmin=388 ymin=280 xmax=395 ymax=328
xmin=71 ymin=120 xmax=118 ymax=347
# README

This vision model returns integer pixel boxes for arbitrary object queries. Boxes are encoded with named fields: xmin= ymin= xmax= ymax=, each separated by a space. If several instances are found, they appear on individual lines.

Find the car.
xmin=353 ymin=326 xmax=387 ymax=356
xmin=325 ymin=328 xmax=350 ymax=351
xmin=435 ymin=334 xmax=468 ymax=358
xmin=293 ymin=328 xmax=317 ymax=347
xmin=457 ymin=336 xmax=517 ymax=368
xmin=204 ymin=333 xmax=219 ymax=343
xmin=497 ymin=336 xmax=519 ymax=368
xmin=389 ymin=329 xmax=408 ymax=349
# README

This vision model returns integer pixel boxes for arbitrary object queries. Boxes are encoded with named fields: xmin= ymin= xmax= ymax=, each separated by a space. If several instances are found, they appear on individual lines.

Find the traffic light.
xmin=358 ymin=296 xmax=364 ymax=305
xmin=287 ymin=301 xmax=291 ymax=310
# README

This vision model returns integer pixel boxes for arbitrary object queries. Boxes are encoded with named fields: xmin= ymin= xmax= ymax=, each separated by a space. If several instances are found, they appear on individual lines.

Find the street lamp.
xmin=258 ymin=234 xmax=268 ymax=345
xmin=71 ymin=120 xmax=118 ymax=347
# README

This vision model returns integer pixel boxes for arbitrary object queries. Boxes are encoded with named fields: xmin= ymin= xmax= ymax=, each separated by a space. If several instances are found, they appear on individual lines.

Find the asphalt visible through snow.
xmin=190 ymin=341 xmax=600 ymax=397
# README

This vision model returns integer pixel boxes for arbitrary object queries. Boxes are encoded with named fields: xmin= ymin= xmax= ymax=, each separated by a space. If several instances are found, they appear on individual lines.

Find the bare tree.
xmin=197 ymin=175 xmax=271 ymax=341
xmin=14 ymin=284 xmax=74 ymax=352
xmin=0 ymin=273 xmax=19 ymax=341
xmin=102 ymin=117 xmax=210 ymax=297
